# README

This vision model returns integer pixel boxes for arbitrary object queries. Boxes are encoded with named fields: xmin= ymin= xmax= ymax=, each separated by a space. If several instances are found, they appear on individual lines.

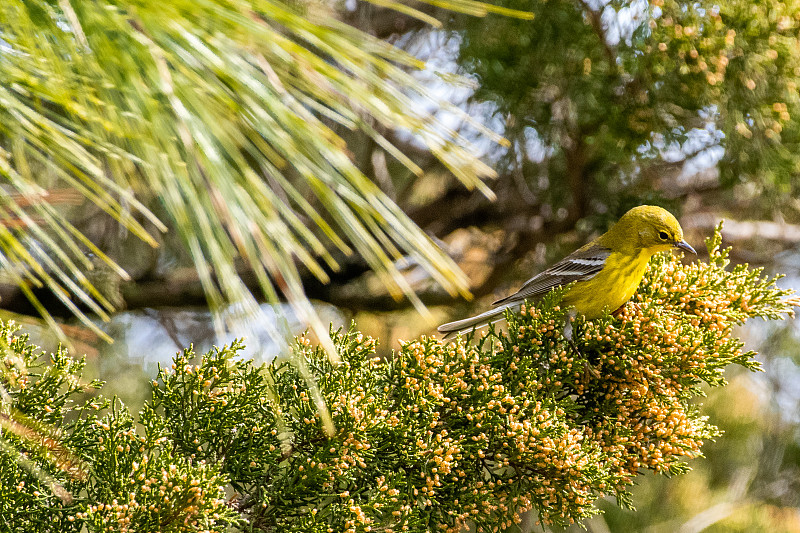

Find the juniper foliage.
xmin=1 ymin=225 xmax=797 ymax=532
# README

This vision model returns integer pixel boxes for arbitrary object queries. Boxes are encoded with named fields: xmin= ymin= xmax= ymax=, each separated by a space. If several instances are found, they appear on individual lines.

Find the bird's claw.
xmin=567 ymin=338 xmax=601 ymax=383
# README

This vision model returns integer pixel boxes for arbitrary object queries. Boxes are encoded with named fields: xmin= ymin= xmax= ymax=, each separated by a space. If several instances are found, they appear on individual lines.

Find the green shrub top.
xmin=1 ymin=224 xmax=797 ymax=532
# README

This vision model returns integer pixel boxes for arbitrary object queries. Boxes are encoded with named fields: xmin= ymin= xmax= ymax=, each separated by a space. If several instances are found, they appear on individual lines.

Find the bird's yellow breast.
xmin=562 ymin=250 xmax=651 ymax=318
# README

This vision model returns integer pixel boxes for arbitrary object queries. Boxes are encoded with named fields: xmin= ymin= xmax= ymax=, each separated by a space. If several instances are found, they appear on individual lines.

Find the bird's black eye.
xmin=658 ymin=231 xmax=670 ymax=241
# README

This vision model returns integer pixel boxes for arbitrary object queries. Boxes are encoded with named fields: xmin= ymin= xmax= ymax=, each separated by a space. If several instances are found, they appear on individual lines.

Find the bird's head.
xmin=614 ymin=205 xmax=696 ymax=256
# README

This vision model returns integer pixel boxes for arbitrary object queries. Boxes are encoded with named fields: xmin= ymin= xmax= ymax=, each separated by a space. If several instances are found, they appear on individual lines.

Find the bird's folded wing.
xmin=492 ymin=243 xmax=611 ymax=306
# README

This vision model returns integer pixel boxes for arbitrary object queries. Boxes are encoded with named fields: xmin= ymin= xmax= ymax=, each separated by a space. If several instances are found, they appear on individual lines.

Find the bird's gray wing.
xmin=492 ymin=243 xmax=611 ymax=306
xmin=437 ymin=243 xmax=612 ymax=339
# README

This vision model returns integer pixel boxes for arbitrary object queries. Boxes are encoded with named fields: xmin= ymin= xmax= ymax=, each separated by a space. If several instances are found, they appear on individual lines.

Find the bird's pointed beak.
xmin=673 ymin=239 xmax=697 ymax=255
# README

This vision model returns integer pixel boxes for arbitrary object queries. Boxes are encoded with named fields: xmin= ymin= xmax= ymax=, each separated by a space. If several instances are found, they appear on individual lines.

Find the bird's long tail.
xmin=437 ymin=303 xmax=519 ymax=341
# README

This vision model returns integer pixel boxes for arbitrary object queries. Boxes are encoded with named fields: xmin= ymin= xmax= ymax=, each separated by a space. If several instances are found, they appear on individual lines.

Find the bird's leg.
xmin=580 ymin=345 xmax=601 ymax=380
xmin=611 ymin=304 xmax=626 ymax=318
xmin=563 ymin=314 xmax=600 ymax=380
xmin=562 ymin=314 xmax=582 ymax=357
xmin=567 ymin=338 xmax=600 ymax=381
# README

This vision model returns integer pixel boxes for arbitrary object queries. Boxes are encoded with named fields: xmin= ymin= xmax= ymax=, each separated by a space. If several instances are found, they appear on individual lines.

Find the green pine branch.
xmin=1 ymin=224 xmax=797 ymax=531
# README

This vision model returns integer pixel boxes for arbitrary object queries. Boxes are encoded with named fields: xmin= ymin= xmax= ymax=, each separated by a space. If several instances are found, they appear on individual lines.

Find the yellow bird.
xmin=438 ymin=205 xmax=696 ymax=339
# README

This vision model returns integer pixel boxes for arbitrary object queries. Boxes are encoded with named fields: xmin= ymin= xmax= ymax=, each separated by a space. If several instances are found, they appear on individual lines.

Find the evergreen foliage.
xmin=454 ymin=0 xmax=800 ymax=212
xmin=1 ymin=226 xmax=797 ymax=532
